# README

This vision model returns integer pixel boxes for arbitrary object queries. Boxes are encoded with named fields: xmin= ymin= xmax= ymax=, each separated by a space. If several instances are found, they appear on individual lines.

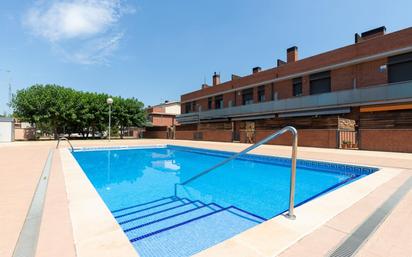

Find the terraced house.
xmin=176 ymin=26 xmax=412 ymax=152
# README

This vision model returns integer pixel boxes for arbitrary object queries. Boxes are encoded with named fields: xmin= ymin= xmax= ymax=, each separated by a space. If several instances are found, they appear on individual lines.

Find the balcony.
xmin=177 ymin=81 xmax=412 ymax=124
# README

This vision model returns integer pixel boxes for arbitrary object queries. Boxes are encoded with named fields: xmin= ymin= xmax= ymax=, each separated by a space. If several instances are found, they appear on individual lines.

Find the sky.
xmin=0 ymin=0 xmax=412 ymax=114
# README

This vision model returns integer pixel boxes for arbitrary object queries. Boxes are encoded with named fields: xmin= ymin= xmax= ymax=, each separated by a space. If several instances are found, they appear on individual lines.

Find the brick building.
xmin=144 ymin=101 xmax=181 ymax=139
xmin=176 ymin=26 xmax=412 ymax=152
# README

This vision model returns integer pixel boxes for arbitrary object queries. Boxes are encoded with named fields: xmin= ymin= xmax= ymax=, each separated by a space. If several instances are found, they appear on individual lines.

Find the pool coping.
xmin=59 ymin=148 xmax=139 ymax=257
xmin=61 ymin=144 xmax=400 ymax=257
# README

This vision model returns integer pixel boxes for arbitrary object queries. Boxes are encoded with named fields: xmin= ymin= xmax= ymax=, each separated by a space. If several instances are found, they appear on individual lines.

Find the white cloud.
xmin=56 ymin=32 xmax=124 ymax=65
xmin=23 ymin=0 xmax=134 ymax=64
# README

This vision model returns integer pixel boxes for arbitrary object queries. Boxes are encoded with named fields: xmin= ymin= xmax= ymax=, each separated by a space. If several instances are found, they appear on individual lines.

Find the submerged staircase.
xmin=111 ymin=196 xmax=267 ymax=257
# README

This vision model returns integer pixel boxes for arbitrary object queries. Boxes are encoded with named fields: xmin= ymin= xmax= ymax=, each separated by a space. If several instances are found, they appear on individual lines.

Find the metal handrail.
xmin=174 ymin=126 xmax=298 ymax=219
xmin=56 ymin=137 xmax=74 ymax=152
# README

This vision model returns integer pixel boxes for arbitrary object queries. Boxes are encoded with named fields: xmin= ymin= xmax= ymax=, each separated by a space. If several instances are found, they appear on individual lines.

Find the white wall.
xmin=0 ymin=121 xmax=13 ymax=142
xmin=164 ymin=104 xmax=181 ymax=115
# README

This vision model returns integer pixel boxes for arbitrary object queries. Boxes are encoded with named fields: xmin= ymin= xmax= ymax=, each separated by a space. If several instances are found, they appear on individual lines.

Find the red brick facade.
xmin=146 ymin=101 xmax=180 ymax=128
xmin=359 ymin=129 xmax=412 ymax=153
xmin=150 ymin=115 xmax=176 ymax=127
xmin=144 ymin=130 xmax=168 ymax=139
xmin=253 ymin=129 xmax=338 ymax=148
xmin=181 ymin=27 xmax=412 ymax=107
xmin=174 ymin=27 xmax=412 ymax=152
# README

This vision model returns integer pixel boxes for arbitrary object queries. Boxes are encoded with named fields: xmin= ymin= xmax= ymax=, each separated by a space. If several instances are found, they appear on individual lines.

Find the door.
xmin=232 ymin=121 xmax=240 ymax=142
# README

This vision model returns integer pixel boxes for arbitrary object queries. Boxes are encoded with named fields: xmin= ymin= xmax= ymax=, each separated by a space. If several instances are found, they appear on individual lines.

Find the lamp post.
xmin=107 ymin=97 xmax=113 ymax=141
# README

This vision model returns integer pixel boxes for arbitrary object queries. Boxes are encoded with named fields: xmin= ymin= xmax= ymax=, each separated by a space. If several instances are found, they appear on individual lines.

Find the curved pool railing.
xmin=174 ymin=126 xmax=298 ymax=220
xmin=56 ymin=136 xmax=74 ymax=152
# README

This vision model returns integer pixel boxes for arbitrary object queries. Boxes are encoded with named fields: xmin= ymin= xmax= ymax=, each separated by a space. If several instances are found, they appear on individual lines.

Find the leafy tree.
xmin=12 ymin=84 xmax=146 ymax=139
xmin=111 ymin=97 xmax=146 ymax=138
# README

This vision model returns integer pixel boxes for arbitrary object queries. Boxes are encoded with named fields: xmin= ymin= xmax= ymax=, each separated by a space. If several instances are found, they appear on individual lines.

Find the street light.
xmin=107 ymin=97 xmax=113 ymax=141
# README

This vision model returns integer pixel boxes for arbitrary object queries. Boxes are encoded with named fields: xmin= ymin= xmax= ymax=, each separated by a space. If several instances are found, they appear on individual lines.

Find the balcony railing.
xmin=177 ymin=80 xmax=412 ymax=123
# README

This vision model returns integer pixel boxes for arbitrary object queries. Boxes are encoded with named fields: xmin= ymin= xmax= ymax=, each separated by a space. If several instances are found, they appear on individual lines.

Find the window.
xmin=185 ymin=102 xmax=191 ymax=113
xmin=185 ymin=101 xmax=197 ymax=113
xmin=208 ymin=97 xmax=213 ymax=110
xmin=242 ymin=88 xmax=254 ymax=105
xmin=214 ymin=95 xmax=224 ymax=109
xmin=388 ymin=52 xmax=412 ymax=83
xmin=192 ymin=101 xmax=198 ymax=112
xmin=292 ymin=77 xmax=303 ymax=96
xmin=258 ymin=86 xmax=265 ymax=102
xmin=310 ymin=71 xmax=331 ymax=95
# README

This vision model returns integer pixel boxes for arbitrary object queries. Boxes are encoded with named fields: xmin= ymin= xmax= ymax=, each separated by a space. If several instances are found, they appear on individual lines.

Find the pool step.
xmin=115 ymin=198 xmax=192 ymax=223
xmin=112 ymin=197 xmax=175 ymax=214
xmin=113 ymin=197 xmax=185 ymax=217
xmin=111 ymin=196 xmax=266 ymax=257
xmin=119 ymin=200 xmax=206 ymax=228
xmin=132 ymin=205 xmax=265 ymax=257
xmin=125 ymin=203 xmax=221 ymax=239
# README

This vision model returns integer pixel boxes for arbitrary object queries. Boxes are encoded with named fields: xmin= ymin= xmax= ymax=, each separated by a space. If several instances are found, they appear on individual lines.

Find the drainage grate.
xmin=328 ymin=176 xmax=412 ymax=257
xmin=12 ymin=150 xmax=54 ymax=257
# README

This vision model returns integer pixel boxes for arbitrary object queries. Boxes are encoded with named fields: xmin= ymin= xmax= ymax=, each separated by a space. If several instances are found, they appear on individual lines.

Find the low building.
xmin=144 ymin=101 xmax=181 ymax=139
xmin=176 ymin=26 xmax=412 ymax=152
xmin=14 ymin=120 xmax=36 ymax=140
xmin=0 ymin=117 xmax=14 ymax=142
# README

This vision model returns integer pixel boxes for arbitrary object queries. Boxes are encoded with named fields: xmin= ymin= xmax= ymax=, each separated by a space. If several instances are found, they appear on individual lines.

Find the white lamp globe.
xmin=107 ymin=98 xmax=113 ymax=105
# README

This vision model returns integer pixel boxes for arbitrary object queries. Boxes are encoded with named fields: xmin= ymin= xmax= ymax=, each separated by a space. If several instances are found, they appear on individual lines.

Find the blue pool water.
xmin=72 ymin=145 xmax=377 ymax=257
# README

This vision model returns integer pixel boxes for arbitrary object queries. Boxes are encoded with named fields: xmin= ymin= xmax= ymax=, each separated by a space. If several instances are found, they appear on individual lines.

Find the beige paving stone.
xmin=36 ymin=152 xmax=76 ymax=257
xmin=76 ymin=229 xmax=139 ymax=257
xmin=326 ymin=172 xmax=410 ymax=234
xmin=194 ymin=239 xmax=263 ymax=257
xmin=279 ymin=172 xmax=411 ymax=257
xmin=69 ymin=198 xmax=121 ymax=241
xmin=356 ymin=249 xmax=385 ymax=257
xmin=233 ymin=219 xmax=302 ymax=256
xmin=0 ymin=145 xmax=50 ymax=257
xmin=279 ymin=226 xmax=347 ymax=257
xmin=355 ymin=185 xmax=412 ymax=257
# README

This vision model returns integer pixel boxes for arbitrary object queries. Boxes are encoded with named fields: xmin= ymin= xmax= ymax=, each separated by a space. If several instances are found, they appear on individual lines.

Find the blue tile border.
xmin=72 ymin=144 xmax=167 ymax=152
xmin=72 ymin=144 xmax=379 ymax=177
xmin=167 ymin=145 xmax=379 ymax=177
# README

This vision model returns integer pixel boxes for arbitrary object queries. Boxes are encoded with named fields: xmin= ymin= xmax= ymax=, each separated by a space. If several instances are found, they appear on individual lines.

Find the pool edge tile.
xmin=60 ymin=148 xmax=139 ymax=257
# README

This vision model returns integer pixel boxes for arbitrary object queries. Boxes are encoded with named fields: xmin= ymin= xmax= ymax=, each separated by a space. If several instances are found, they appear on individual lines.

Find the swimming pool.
xmin=72 ymin=145 xmax=377 ymax=257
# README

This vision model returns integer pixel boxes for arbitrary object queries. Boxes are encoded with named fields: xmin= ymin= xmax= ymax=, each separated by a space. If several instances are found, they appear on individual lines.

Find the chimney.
xmin=287 ymin=46 xmax=298 ymax=63
xmin=252 ymin=67 xmax=262 ymax=74
xmin=277 ymin=59 xmax=286 ymax=67
xmin=212 ymin=72 xmax=220 ymax=86
xmin=201 ymin=83 xmax=210 ymax=89
xmin=231 ymin=74 xmax=241 ymax=80
xmin=355 ymin=26 xmax=386 ymax=43
xmin=355 ymin=33 xmax=361 ymax=43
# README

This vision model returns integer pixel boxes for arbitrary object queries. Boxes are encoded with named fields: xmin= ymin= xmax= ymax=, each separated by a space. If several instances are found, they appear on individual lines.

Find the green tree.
xmin=111 ymin=97 xmax=146 ymax=138
xmin=12 ymin=84 xmax=78 ymax=138
xmin=12 ymin=84 xmax=146 ymax=139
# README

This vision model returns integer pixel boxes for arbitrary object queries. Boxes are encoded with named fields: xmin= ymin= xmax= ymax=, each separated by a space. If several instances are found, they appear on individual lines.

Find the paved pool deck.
xmin=0 ymin=139 xmax=411 ymax=257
